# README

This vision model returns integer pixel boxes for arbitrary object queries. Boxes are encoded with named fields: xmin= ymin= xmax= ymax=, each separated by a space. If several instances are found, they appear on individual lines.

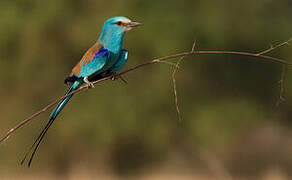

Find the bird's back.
xmin=71 ymin=41 xmax=104 ymax=77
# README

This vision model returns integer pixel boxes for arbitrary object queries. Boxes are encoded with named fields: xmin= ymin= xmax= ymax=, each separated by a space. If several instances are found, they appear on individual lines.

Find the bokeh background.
xmin=0 ymin=0 xmax=292 ymax=179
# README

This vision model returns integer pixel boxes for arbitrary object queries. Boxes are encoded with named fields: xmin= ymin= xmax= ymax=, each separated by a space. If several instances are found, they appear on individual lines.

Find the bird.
xmin=21 ymin=16 xmax=142 ymax=167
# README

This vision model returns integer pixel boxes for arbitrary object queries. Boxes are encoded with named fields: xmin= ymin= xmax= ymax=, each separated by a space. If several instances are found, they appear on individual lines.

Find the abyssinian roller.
xmin=21 ymin=16 xmax=141 ymax=167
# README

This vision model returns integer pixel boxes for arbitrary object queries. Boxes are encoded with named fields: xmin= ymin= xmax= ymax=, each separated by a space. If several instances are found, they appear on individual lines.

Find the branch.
xmin=172 ymin=56 xmax=184 ymax=122
xmin=256 ymin=39 xmax=291 ymax=106
xmin=1 ymin=44 xmax=291 ymax=143
xmin=256 ymin=38 xmax=292 ymax=56
xmin=171 ymin=40 xmax=197 ymax=122
xmin=276 ymin=64 xmax=287 ymax=106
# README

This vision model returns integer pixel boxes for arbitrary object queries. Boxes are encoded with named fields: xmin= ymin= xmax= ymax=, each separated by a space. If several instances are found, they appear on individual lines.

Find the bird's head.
xmin=99 ymin=16 xmax=141 ymax=51
xmin=104 ymin=16 xmax=142 ymax=32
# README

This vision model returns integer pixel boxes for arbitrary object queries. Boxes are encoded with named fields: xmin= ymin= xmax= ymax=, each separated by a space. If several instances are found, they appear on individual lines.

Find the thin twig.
xmin=155 ymin=60 xmax=178 ymax=66
xmin=172 ymin=57 xmax=184 ymax=122
xmin=171 ymin=40 xmax=197 ymax=122
xmin=276 ymin=64 xmax=287 ymax=106
xmin=257 ymin=39 xmax=291 ymax=107
xmin=191 ymin=39 xmax=197 ymax=52
xmin=256 ymin=38 xmax=292 ymax=56
xmin=119 ymin=75 xmax=128 ymax=84
xmin=1 ymin=45 xmax=291 ymax=143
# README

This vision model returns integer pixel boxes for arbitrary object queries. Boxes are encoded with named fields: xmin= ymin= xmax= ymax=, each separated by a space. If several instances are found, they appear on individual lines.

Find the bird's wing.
xmin=109 ymin=49 xmax=128 ymax=73
xmin=88 ymin=49 xmax=128 ymax=82
xmin=71 ymin=41 xmax=109 ymax=78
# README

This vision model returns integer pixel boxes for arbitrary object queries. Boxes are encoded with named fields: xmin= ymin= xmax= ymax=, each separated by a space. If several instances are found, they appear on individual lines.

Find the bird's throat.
xmin=99 ymin=31 xmax=125 ymax=54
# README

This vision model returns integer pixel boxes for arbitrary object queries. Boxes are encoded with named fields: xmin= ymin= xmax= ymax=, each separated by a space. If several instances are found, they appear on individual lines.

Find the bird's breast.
xmin=103 ymin=50 xmax=121 ymax=71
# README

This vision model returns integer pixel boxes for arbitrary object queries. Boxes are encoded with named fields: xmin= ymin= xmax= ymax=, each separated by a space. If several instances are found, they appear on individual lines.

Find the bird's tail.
xmin=49 ymin=81 xmax=81 ymax=120
xmin=21 ymin=80 xmax=81 ymax=167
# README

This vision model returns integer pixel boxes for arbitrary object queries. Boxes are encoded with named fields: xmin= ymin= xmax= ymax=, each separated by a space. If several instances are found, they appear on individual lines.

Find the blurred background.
xmin=0 ymin=0 xmax=292 ymax=179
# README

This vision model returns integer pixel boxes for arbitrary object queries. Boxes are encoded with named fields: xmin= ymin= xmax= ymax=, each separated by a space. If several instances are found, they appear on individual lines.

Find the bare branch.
xmin=172 ymin=57 xmax=184 ymax=122
xmin=257 ymin=38 xmax=292 ymax=56
xmin=1 ymin=44 xmax=291 ymax=144
xmin=191 ymin=39 xmax=197 ymax=52
xmin=154 ymin=60 xmax=178 ymax=66
xmin=276 ymin=64 xmax=287 ymax=106
xmin=172 ymin=40 xmax=197 ymax=122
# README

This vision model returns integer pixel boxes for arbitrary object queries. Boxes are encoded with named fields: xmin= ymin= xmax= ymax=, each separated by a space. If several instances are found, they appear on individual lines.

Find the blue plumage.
xmin=79 ymin=48 xmax=109 ymax=78
xmin=109 ymin=49 xmax=128 ymax=73
xmin=49 ymin=81 xmax=81 ymax=120
xmin=22 ymin=16 xmax=141 ymax=167
xmin=93 ymin=48 xmax=109 ymax=59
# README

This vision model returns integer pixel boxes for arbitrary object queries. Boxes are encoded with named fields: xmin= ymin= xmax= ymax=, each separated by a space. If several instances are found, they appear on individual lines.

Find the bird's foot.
xmin=87 ymin=82 xmax=95 ymax=88
xmin=83 ymin=77 xmax=95 ymax=88
xmin=111 ymin=74 xmax=117 ymax=81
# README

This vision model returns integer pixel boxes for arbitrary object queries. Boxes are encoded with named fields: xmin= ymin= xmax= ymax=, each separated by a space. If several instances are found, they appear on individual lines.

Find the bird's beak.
xmin=127 ymin=21 xmax=142 ymax=28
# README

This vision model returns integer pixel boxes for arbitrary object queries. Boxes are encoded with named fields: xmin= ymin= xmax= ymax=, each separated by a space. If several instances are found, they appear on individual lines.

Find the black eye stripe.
xmin=115 ymin=21 xmax=122 ymax=25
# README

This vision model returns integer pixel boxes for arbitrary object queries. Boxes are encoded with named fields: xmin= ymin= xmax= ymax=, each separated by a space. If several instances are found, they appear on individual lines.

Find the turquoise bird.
xmin=21 ymin=16 xmax=141 ymax=166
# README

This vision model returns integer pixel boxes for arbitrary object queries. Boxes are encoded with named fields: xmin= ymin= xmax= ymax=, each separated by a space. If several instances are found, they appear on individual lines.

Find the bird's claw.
xmin=111 ymin=75 xmax=117 ymax=81
xmin=87 ymin=82 xmax=95 ymax=88
xmin=83 ymin=77 xmax=95 ymax=88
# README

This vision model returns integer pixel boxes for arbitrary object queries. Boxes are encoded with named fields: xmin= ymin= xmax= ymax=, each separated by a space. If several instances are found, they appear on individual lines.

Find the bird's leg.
xmin=111 ymin=73 xmax=128 ymax=84
xmin=83 ymin=77 xmax=95 ymax=88
xmin=110 ymin=73 xmax=118 ymax=81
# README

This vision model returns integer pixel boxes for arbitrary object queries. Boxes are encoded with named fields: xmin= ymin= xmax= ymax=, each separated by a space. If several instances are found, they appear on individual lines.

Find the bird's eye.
xmin=115 ymin=21 xmax=122 ymax=26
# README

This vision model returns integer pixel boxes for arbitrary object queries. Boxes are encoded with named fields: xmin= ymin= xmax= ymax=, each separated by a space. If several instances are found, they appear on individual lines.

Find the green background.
xmin=0 ymin=0 xmax=291 ymax=179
